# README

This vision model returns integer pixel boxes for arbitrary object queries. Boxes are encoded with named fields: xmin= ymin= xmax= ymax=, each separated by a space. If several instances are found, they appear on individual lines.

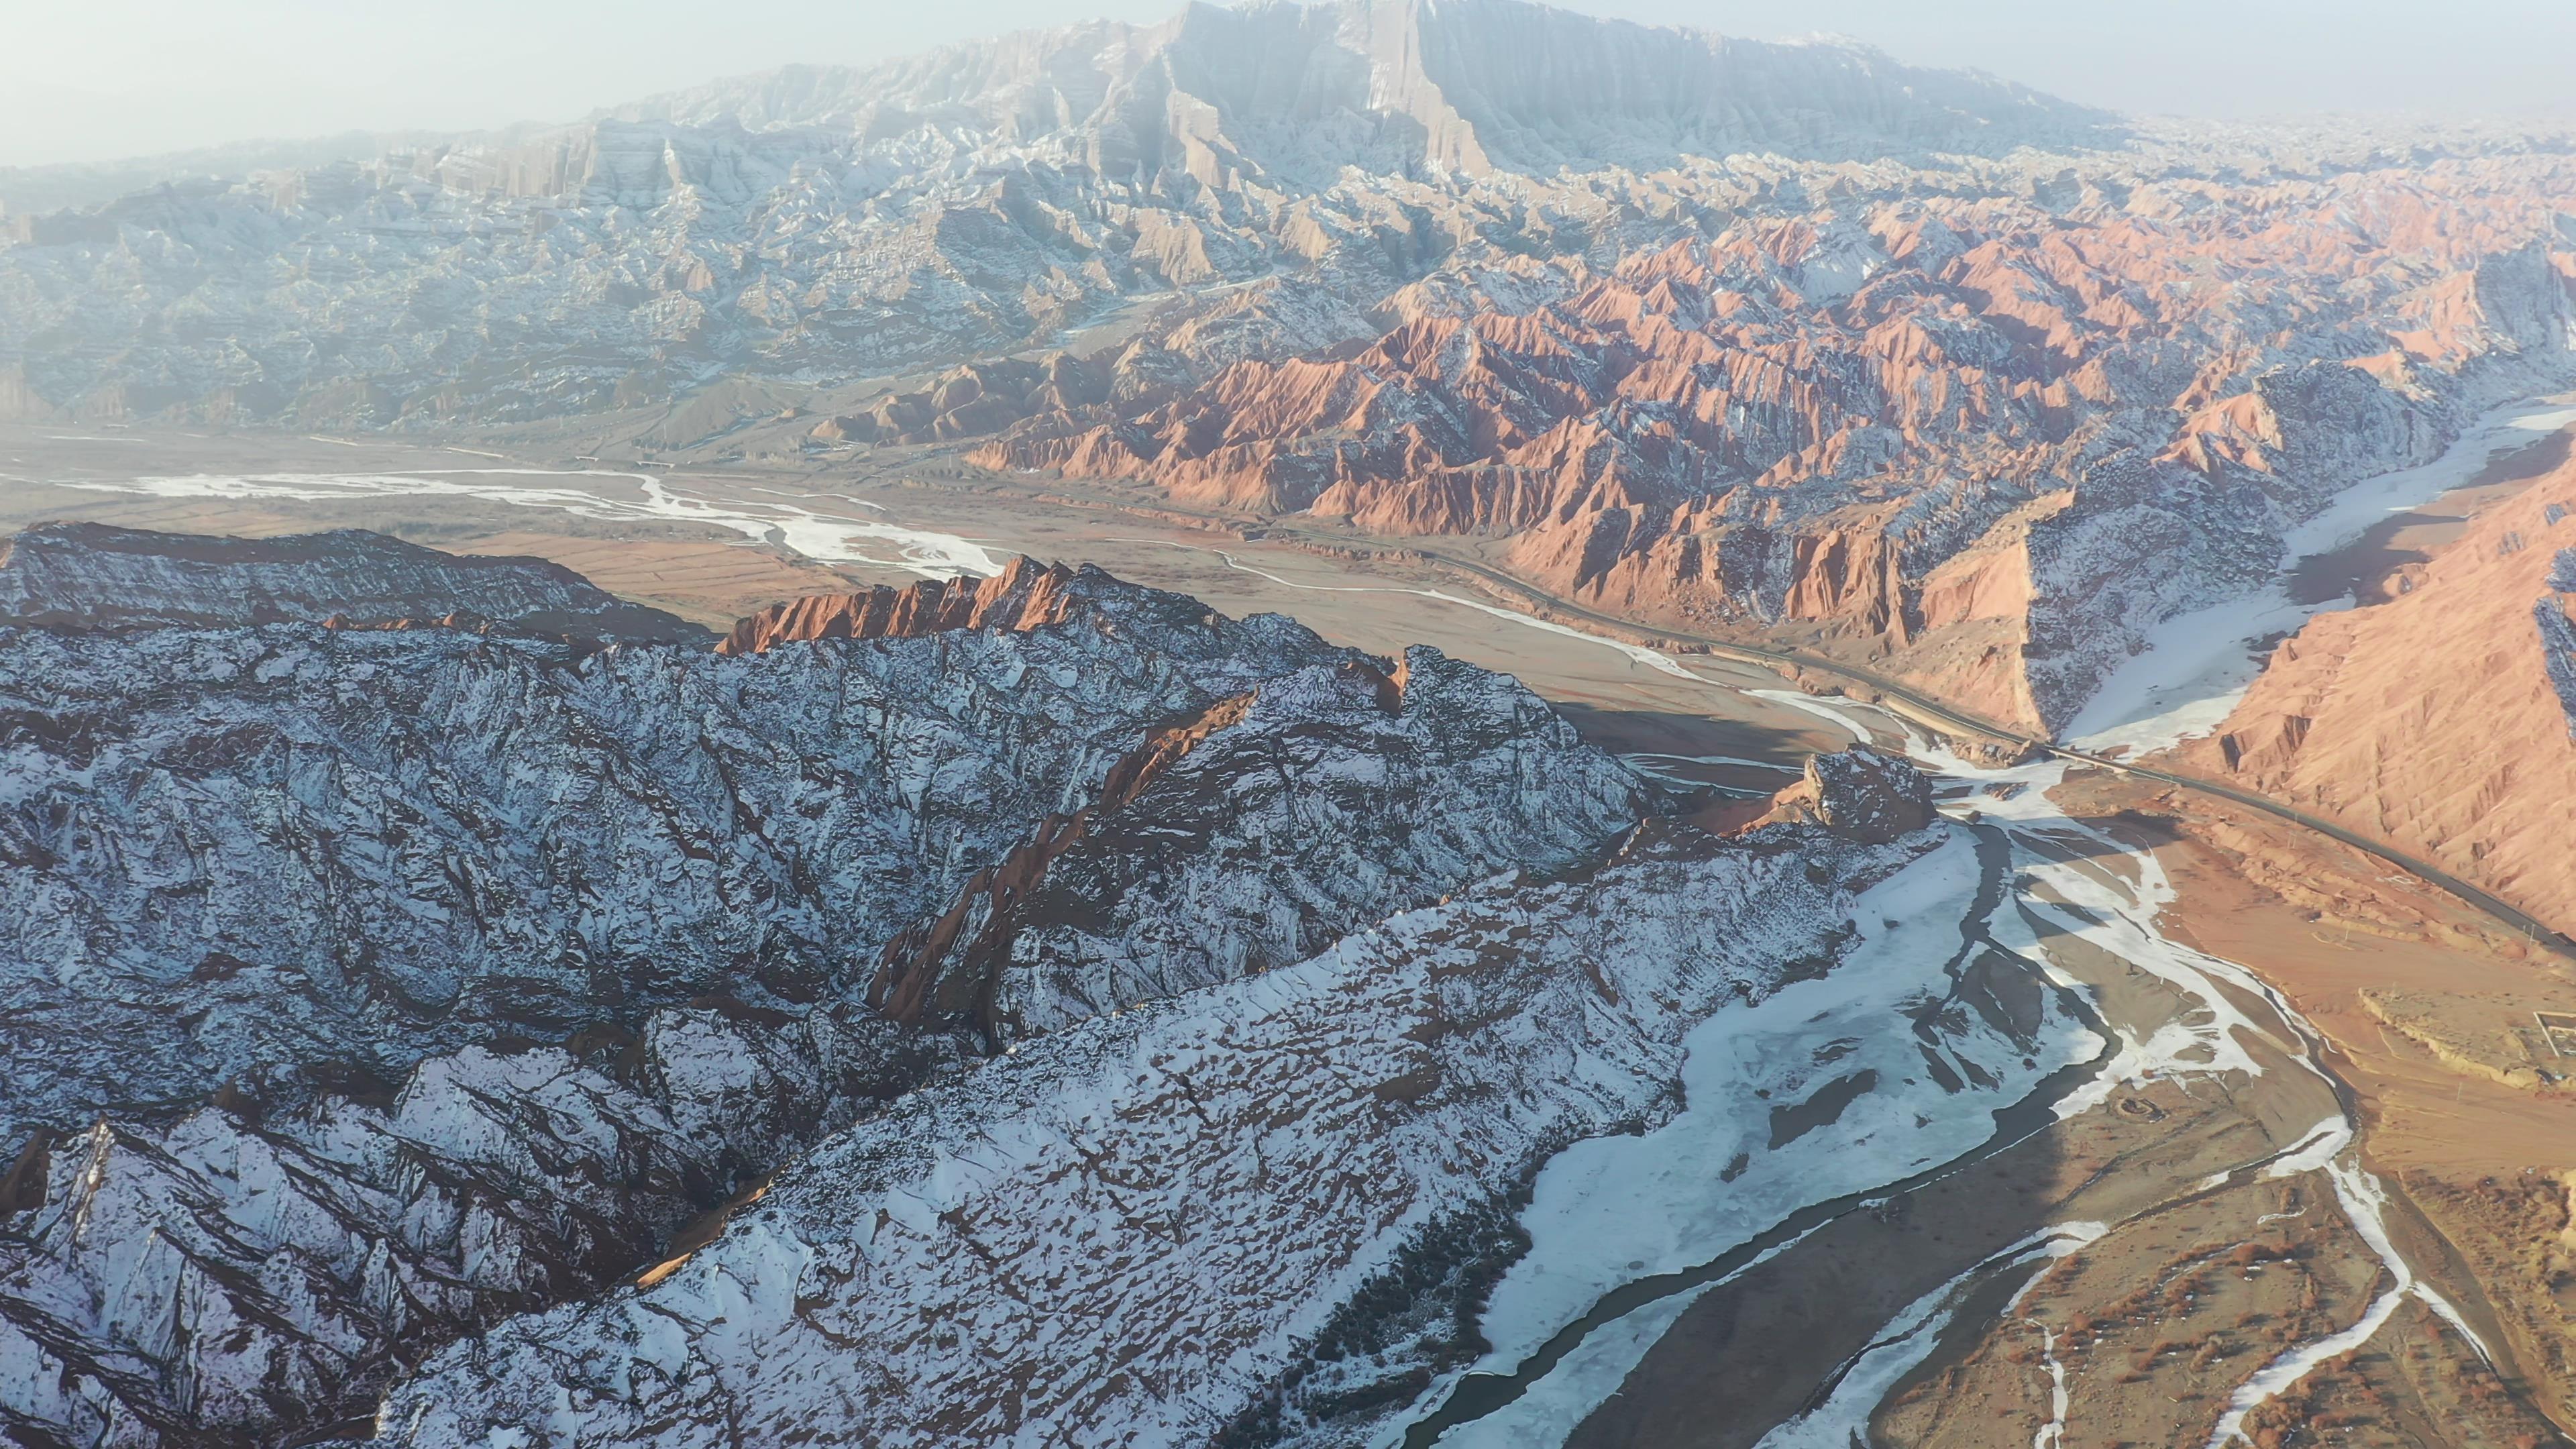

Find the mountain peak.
xmin=619 ymin=0 xmax=2117 ymax=180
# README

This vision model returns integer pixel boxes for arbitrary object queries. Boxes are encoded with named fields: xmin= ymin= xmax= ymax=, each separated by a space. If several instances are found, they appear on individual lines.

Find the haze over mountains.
xmin=6 ymin=0 xmax=2571 ymax=757
xmin=6 ymin=3 xmax=2576 ymax=1446
xmin=0 ymin=0 xmax=2113 ymax=424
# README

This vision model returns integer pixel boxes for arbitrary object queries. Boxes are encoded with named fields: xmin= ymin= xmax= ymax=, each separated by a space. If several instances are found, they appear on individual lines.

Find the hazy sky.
xmin=7 ymin=0 xmax=2573 ymax=168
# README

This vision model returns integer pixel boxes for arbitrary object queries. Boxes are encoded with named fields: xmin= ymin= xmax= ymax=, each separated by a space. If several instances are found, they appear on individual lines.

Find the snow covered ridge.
xmin=0 ymin=1017 xmax=960 ymax=1449
xmin=371 ymin=818 xmax=1953 ymax=1449
xmin=0 ymin=534 xmax=1662 ymax=1445
xmin=0 ymin=520 xmax=705 ymax=641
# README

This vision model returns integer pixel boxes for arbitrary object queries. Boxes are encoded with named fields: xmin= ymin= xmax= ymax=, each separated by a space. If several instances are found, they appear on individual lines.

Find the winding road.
xmin=996 ymin=472 xmax=2576 ymax=962
xmin=1405 ymin=542 xmax=2576 ymax=959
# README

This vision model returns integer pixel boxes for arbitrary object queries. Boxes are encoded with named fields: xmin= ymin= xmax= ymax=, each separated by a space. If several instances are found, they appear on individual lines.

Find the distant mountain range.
xmin=0 ymin=0 xmax=2114 ymax=429
xmin=0 ymin=0 xmax=2571 ymax=747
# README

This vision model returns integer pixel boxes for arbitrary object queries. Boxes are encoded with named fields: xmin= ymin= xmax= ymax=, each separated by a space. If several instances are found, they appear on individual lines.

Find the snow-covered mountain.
xmin=0 ymin=0 xmax=2112 ymax=429
xmin=5 ymin=3 xmax=2571 ymax=736
xmin=614 ymin=0 xmax=2111 ymax=180
xmin=377 ymin=814 xmax=2016 ymax=1449
xmin=0 ymin=527 xmax=1666 ymax=1445
xmin=0 ymin=521 xmax=706 ymax=639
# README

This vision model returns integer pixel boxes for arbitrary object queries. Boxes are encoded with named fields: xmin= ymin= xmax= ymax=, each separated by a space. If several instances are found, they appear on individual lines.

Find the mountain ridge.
xmin=0 ymin=521 xmax=1673 ymax=1444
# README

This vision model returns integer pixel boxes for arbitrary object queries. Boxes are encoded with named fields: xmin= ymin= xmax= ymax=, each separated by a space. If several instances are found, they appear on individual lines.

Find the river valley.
xmin=5 ymin=425 xmax=2571 ymax=1446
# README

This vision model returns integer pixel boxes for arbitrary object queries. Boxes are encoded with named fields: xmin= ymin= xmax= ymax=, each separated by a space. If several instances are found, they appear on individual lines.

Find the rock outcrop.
xmin=0 ymin=531 xmax=1654 ymax=1446
xmin=716 ymin=555 xmax=1087 ymax=654
xmin=1753 ymin=746 xmax=1937 ymax=845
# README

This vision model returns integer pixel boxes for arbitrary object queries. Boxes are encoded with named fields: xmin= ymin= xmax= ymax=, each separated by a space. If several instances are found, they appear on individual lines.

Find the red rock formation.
xmin=2181 ymin=451 xmax=2576 ymax=932
xmin=716 ymin=557 xmax=1083 ymax=654
xmin=961 ymin=180 xmax=2576 ymax=733
xmin=868 ymin=690 xmax=1263 ymax=1034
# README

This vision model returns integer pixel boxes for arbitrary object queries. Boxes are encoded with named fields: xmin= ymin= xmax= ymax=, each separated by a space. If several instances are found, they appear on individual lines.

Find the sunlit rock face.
xmin=2187 ymin=463 xmax=2576 ymax=934
xmin=979 ymin=191 xmax=2576 ymax=735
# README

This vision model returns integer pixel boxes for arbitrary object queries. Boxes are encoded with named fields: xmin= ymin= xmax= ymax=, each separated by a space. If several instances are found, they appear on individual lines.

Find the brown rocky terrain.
xmin=2029 ymin=764 xmax=2576 ymax=1435
xmin=971 ymin=171 xmax=2576 ymax=735
xmin=716 ymin=555 xmax=1090 ymax=654
xmin=2184 ymin=448 xmax=2576 ymax=934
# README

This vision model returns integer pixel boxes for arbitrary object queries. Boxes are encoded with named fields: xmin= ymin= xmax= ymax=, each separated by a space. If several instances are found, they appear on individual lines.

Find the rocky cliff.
xmin=715 ymin=555 xmax=1087 ymax=654
xmin=623 ymin=0 xmax=2114 ymax=182
xmin=975 ymin=180 xmax=2576 ymax=735
xmin=2185 ymin=451 xmax=2576 ymax=932
xmin=0 ymin=527 xmax=1657 ymax=1446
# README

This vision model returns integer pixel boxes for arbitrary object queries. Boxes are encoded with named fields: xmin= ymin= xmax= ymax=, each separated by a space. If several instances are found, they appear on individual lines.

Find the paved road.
xmin=1057 ymin=488 xmax=2576 ymax=961
xmin=1405 ymin=541 xmax=2576 ymax=961
xmin=923 ymin=466 xmax=2573 ymax=957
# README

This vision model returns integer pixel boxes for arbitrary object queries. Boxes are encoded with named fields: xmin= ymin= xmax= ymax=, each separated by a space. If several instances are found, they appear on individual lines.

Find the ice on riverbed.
xmin=1428 ymin=833 xmax=2103 ymax=1444
xmin=1755 ymin=1222 xmax=2104 ymax=1449
xmin=56 ymin=467 xmax=1002 ymax=578
xmin=2068 ymin=394 xmax=2576 ymax=756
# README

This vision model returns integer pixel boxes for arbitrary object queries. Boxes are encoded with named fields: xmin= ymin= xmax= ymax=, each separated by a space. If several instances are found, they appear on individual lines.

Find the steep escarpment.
xmin=631 ymin=0 xmax=2111 ymax=181
xmin=2186 ymin=453 xmax=2576 ymax=932
xmin=0 ymin=531 xmax=1655 ymax=1447
xmin=716 ymin=555 xmax=1089 ymax=654
xmin=979 ymin=176 xmax=2576 ymax=733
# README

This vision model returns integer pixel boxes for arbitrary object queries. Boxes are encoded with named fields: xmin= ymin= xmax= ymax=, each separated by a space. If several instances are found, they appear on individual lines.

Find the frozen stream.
xmin=2066 ymin=392 xmax=2576 ymax=755
xmin=50 ymin=466 xmax=1004 ymax=578
xmin=1397 ymin=683 xmax=2498 ymax=1448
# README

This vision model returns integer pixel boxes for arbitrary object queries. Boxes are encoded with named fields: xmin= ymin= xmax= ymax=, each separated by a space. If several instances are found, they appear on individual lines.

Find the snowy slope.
xmin=374 ymin=818 xmax=1946 ymax=1448
xmin=0 ymin=533 xmax=1654 ymax=1446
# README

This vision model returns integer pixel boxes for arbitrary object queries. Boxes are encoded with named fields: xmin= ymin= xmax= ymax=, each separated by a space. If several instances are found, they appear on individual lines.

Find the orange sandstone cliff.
xmin=717 ymin=557 xmax=1085 ymax=654
xmin=2182 ymin=453 xmax=2576 ymax=932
